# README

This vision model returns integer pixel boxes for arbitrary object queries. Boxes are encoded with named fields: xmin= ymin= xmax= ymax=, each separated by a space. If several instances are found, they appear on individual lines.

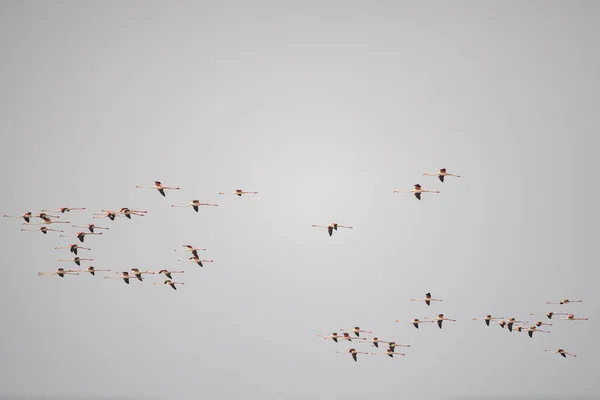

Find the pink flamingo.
xmin=174 ymin=245 xmax=207 ymax=258
xmin=316 ymin=333 xmax=340 ymax=343
xmin=336 ymin=348 xmax=369 ymax=362
xmin=473 ymin=315 xmax=504 ymax=326
xmin=105 ymin=272 xmax=132 ymax=284
xmin=72 ymin=224 xmax=109 ymax=233
xmin=371 ymin=349 xmax=406 ymax=358
xmin=153 ymin=279 xmax=185 ymax=290
xmin=58 ymin=257 xmax=93 ymax=266
xmin=340 ymin=327 xmax=372 ymax=338
xmin=3 ymin=212 xmax=33 ymax=223
xmin=76 ymin=266 xmax=111 ymax=276
xmin=410 ymin=292 xmax=443 ymax=306
xmin=393 ymin=184 xmax=440 ymax=200
xmin=422 ymin=168 xmax=461 ymax=183
xmin=42 ymin=207 xmax=86 ymax=214
xmin=55 ymin=244 xmax=91 ymax=255
xmin=21 ymin=226 xmax=63 ymax=234
xmin=177 ymin=256 xmax=214 ymax=267
xmin=171 ymin=200 xmax=218 ymax=212
xmin=60 ymin=231 xmax=102 ymax=243
xmin=218 ymin=189 xmax=258 ymax=196
xmin=136 ymin=181 xmax=180 ymax=197
xmin=38 ymin=268 xmax=79 ymax=277
xmin=312 ymin=223 xmax=353 ymax=237
xmin=545 ymin=349 xmax=577 ymax=358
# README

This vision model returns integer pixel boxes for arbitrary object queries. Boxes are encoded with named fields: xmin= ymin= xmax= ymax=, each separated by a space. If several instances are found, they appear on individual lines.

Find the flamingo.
xmin=136 ymin=181 xmax=180 ymax=197
xmin=556 ymin=313 xmax=588 ymax=321
xmin=153 ymin=279 xmax=185 ymax=290
xmin=400 ymin=318 xmax=435 ymax=329
xmin=497 ymin=321 xmax=507 ymax=329
xmin=55 ymin=244 xmax=91 ymax=255
xmin=76 ymin=266 xmax=111 ymax=276
xmin=72 ymin=224 xmax=109 ymax=233
xmin=60 ymin=231 xmax=102 ymax=243
xmin=473 ymin=315 xmax=504 ymax=326
xmin=24 ymin=217 xmax=70 ymax=225
xmin=3 ymin=212 xmax=33 ymax=223
xmin=530 ymin=312 xmax=568 ymax=320
xmin=387 ymin=341 xmax=411 ymax=351
xmin=93 ymin=211 xmax=122 ymax=220
xmin=311 ymin=223 xmax=353 ymax=237
xmin=340 ymin=327 xmax=372 ymax=337
xmin=130 ymin=268 xmax=154 ymax=282
xmin=177 ymin=257 xmax=214 ymax=267
xmin=433 ymin=314 xmax=456 ymax=329
xmin=336 ymin=348 xmax=369 ymax=362
xmin=357 ymin=337 xmax=389 ymax=348
xmin=316 ymin=333 xmax=340 ymax=343
xmin=218 ymin=189 xmax=258 ymax=196
xmin=155 ymin=269 xmax=185 ymax=279
xmin=171 ymin=200 xmax=218 ymax=212
xmin=339 ymin=333 xmax=354 ymax=342
xmin=116 ymin=207 xmax=147 ymax=219
xmin=423 ymin=168 xmax=461 ymax=183
xmin=371 ymin=349 xmax=406 ymax=358
xmin=505 ymin=318 xmax=528 ymax=332
xmin=534 ymin=321 xmax=553 ymax=327
xmin=526 ymin=326 xmax=551 ymax=338
xmin=546 ymin=299 xmax=583 ymax=305
xmin=410 ymin=292 xmax=442 ymax=306
xmin=105 ymin=272 xmax=132 ymax=284
xmin=58 ymin=257 xmax=93 ymax=266
xmin=174 ymin=245 xmax=207 ymax=258
xmin=21 ymin=226 xmax=63 ymax=234
xmin=42 ymin=207 xmax=86 ymax=214
xmin=38 ymin=268 xmax=79 ymax=277
xmin=393 ymin=184 xmax=440 ymax=200
xmin=545 ymin=349 xmax=577 ymax=358
xmin=35 ymin=212 xmax=60 ymax=219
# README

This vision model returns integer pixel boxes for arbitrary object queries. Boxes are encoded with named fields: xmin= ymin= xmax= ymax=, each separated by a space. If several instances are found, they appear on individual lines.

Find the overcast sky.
xmin=1 ymin=1 xmax=599 ymax=400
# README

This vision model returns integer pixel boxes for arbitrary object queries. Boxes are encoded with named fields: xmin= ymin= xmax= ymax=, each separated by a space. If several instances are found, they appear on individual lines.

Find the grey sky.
xmin=1 ymin=1 xmax=598 ymax=399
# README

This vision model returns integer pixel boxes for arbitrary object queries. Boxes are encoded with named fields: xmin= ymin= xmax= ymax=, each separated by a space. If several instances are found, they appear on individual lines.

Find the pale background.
xmin=1 ymin=1 xmax=598 ymax=399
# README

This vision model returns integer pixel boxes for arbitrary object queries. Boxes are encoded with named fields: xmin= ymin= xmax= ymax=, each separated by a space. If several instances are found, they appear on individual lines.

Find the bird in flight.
xmin=422 ymin=168 xmax=461 ymax=183
xmin=136 ymin=181 xmax=180 ymax=197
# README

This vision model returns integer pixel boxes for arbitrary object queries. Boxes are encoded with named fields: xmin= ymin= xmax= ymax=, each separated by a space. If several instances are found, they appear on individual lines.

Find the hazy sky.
xmin=1 ymin=1 xmax=599 ymax=399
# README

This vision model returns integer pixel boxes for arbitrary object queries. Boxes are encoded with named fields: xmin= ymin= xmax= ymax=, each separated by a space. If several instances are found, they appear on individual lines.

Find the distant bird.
xmin=530 ymin=312 xmax=568 ymax=320
xmin=545 ymin=349 xmax=577 ymax=358
xmin=21 ymin=226 xmax=63 ymax=234
xmin=153 ymin=279 xmax=185 ymax=290
xmin=177 ymin=257 xmax=214 ymax=267
xmin=35 ymin=212 xmax=60 ymax=219
xmin=311 ymin=223 xmax=353 ymax=237
xmin=433 ymin=314 xmax=456 ymax=329
xmin=556 ymin=313 xmax=588 ymax=321
xmin=473 ymin=315 xmax=504 ymax=326
xmin=116 ymin=207 xmax=147 ymax=219
xmin=546 ymin=299 xmax=583 ymax=305
xmin=357 ymin=337 xmax=390 ymax=348
xmin=393 ymin=184 xmax=440 ymax=200
xmin=497 ymin=321 xmax=507 ymax=329
xmin=317 ymin=333 xmax=340 ymax=343
xmin=105 ymin=272 xmax=131 ymax=284
xmin=93 ymin=211 xmax=122 ymax=220
xmin=339 ymin=333 xmax=354 ymax=342
xmin=387 ymin=341 xmax=411 ymax=351
xmin=218 ymin=189 xmax=258 ymax=196
xmin=174 ymin=245 xmax=206 ymax=258
xmin=505 ymin=318 xmax=528 ymax=332
xmin=410 ymin=292 xmax=442 ymax=306
xmin=38 ymin=268 xmax=79 ymax=277
xmin=3 ymin=212 xmax=33 ymax=223
xmin=401 ymin=318 xmax=435 ymax=329
xmin=371 ymin=349 xmax=406 ymax=358
xmin=42 ymin=207 xmax=86 ymax=214
xmin=336 ymin=348 xmax=369 ymax=362
xmin=76 ymin=266 xmax=111 ymax=276
xmin=130 ymin=268 xmax=154 ymax=282
xmin=24 ymin=217 xmax=70 ymax=225
xmin=136 ymin=181 xmax=180 ymax=197
xmin=526 ymin=326 xmax=551 ymax=338
xmin=340 ymin=327 xmax=372 ymax=337
xmin=155 ymin=269 xmax=185 ymax=279
xmin=58 ymin=257 xmax=93 ymax=266
xmin=55 ymin=244 xmax=90 ymax=255
xmin=60 ymin=231 xmax=102 ymax=243
xmin=171 ymin=200 xmax=218 ymax=212
xmin=423 ymin=168 xmax=461 ymax=182
xmin=534 ymin=321 xmax=553 ymax=327
xmin=72 ymin=224 xmax=109 ymax=233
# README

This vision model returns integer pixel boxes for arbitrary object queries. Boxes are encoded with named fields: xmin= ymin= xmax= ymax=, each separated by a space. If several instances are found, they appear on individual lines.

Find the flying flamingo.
xmin=387 ymin=341 xmax=411 ymax=351
xmin=171 ymin=200 xmax=218 ymax=212
xmin=505 ymin=318 xmax=528 ymax=332
xmin=58 ymin=257 xmax=93 ymax=266
xmin=76 ymin=266 xmax=111 ymax=276
xmin=60 ymin=231 xmax=102 ymax=243
xmin=497 ymin=321 xmax=506 ymax=329
xmin=473 ymin=315 xmax=504 ymax=326
xmin=371 ymin=349 xmax=406 ymax=358
xmin=556 ymin=313 xmax=588 ymax=321
xmin=545 ymin=349 xmax=577 ymax=358
xmin=393 ymin=184 xmax=440 ymax=200
xmin=72 ymin=224 xmax=109 ymax=233
xmin=55 ymin=244 xmax=90 ymax=255
xmin=105 ymin=272 xmax=132 ymax=284
xmin=136 ymin=181 xmax=180 ymax=197
xmin=130 ymin=268 xmax=154 ymax=282
xmin=174 ymin=245 xmax=207 ymax=258
xmin=546 ymin=299 xmax=583 ymax=305
xmin=35 ymin=212 xmax=60 ymax=219
xmin=339 ymin=333 xmax=354 ymax=342
xmin=153 ymin=279 xmax=185 ymax=290
xmin=38 ymin=268 xmax=79 ymax=277
xmin=24 ymin=217 xmax=70 ymax=225
xmin=433 ymin=314 xmax=456 ymax=329
xmin=42 ymin=207 xmax=86 ymax=214
xmin=400 ymin=318 xmax=435 ymax=329
xmin=410 ymin=292 xmax=442 ymax=306
xmin=316 ymin=333 xmax=340 ymax=343
xmin=530 ymin=312 xmax=568 ymax=320
xmin=93 ymin=211 xmax=122 ymax=220
xmin=155 ymin=269 xmax=185 ymax=279
xmin=526 ymin=326 xmax=551 ymax=338
xmin=336 ymin=348 xmax=369 ymax=362
xmin=534 ymin=321 xmax=553 ymax=327
xmin=116 ymin=207 xmax=147 ymax=219
xmin=21 ymin=226 xmax=63 ymax=234
xmin=423 ymin=168 xmax=461 ymax=183
xmin=218 ymin=189 xmax=258 ymax=196
xmin=3 ymin=212 xmax=33 ymax=223
xmin=177 ymin=256 xmax=214 ymax=267
xmin=311 ymin=223 xmax=353 ymax=237
xmin=340 ymin=327 xmax=372 ymax=337
xmin=357 ymin=337 xmax=390 ymax=348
